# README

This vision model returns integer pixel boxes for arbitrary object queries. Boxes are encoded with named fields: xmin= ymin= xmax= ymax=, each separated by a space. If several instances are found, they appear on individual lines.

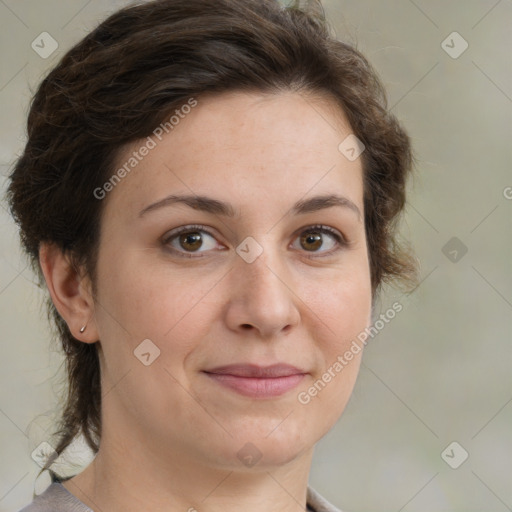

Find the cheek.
xmin=299 ymin=263 xmax=371 ymax=411
xmin=95 ymin=247 xmax=171 ymax=328
xmin=93 ymin=248 xmax=221 ymax=363
xmin=325 ymin=276 xmax=372 ymax=337
xmin=92 ymin=251 xmax=217 ymax=413
xmin=305 ymin=255 xmax=372 ymax=340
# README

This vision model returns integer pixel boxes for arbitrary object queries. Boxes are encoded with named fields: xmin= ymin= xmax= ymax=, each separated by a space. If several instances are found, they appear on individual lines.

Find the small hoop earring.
xmin=79 ymin=325 xmax=87 ymax=333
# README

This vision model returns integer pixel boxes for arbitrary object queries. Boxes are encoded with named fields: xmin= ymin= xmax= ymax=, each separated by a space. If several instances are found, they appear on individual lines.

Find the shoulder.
xmin=307 ymin=486 xmax=345 ymax=512
xmin=17 ymin=483 xmax=92 ymax=512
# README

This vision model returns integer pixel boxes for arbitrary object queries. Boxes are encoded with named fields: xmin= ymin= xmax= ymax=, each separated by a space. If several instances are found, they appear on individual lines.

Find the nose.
xmin=224 ymin=245 xmax=300 ymax=339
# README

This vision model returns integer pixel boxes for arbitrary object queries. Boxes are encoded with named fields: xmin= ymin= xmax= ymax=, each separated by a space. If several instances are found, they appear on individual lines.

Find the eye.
xmin=291 ymin=225 xmax=347 ymax=257
xmin=162 ymin=224 xmax=221 ymax=258
xmin=162 ymin=223 xmax=348 ymax=259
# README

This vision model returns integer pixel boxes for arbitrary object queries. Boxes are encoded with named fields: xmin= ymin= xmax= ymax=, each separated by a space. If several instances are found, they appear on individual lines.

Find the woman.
xmin=8 ymin=0 xmax=417 ymax=510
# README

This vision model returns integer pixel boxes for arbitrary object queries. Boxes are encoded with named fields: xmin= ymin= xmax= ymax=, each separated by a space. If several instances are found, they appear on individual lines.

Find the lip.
xmin=202 ymin=364 xmax=307 ymax=398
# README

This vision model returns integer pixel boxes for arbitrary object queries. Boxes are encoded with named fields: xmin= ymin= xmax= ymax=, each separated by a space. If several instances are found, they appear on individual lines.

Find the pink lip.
xmin=203 ymin=364 xmax=307 ymax=398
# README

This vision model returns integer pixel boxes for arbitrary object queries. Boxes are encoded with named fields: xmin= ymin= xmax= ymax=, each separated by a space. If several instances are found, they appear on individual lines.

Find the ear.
xmin=39 ymin=242 xmax=99 ymax=343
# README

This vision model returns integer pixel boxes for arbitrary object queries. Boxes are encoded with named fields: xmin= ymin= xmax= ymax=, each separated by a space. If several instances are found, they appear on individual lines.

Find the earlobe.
xmin=39 ymin=242 xmax=98 ymax=343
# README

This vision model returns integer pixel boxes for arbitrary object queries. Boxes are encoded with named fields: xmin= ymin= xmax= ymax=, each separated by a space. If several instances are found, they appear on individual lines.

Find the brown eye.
xmin=178 ymin=231 xmax=203 ymax=252
xmin=292 ymin=225 xmax=346 ymax=256
xmin=163 ymin=225 xmax=219 ymax=257
xmin=300 ymin=231 xmax=323 ymax=251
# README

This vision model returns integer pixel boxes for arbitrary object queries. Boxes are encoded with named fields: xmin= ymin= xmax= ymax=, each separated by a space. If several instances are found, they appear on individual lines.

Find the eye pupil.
xmin=180 ymin=232 xmax=202 ymax=251
xmin=301 ymin=231 xmax=322 ymax=251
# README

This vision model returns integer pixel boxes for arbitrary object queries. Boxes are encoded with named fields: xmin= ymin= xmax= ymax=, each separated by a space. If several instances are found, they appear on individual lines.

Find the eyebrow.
xmin=138 ymin=193 xmax=362 ymax=221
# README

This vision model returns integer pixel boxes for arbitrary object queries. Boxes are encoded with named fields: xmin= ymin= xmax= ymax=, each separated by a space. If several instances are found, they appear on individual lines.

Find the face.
xmin=90 ymin=91 xmax=372 ymax=471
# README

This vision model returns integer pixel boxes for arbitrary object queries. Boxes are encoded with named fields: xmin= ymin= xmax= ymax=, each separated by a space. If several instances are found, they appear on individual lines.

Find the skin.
xmin=40 ymin=90 xmax=372 ymax=512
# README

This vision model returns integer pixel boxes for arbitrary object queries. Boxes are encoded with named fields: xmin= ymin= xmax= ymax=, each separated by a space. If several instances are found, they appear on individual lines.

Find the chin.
xmin=205 ymin=425 xmax=314 ymax=472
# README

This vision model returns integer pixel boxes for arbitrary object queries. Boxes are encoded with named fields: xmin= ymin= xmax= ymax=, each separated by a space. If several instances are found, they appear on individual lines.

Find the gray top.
xmin=18 ymin=481 xmax=343 ymax=512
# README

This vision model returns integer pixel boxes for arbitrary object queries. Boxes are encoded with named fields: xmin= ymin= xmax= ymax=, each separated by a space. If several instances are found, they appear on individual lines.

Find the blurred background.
xmin=0 ymin=1 xmax=511 ymax=511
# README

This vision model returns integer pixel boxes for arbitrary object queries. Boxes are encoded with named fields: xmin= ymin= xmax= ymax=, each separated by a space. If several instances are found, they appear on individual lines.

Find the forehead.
xmin=102 ymin=90 xmax=364 ymax=222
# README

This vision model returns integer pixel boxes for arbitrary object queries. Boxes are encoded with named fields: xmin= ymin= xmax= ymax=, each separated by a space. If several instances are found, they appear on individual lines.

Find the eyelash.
xmin=162 ymin=224 xmax=349 ymax=259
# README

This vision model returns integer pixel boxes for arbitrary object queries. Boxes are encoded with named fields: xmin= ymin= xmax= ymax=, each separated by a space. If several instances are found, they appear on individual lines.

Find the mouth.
xmin=202 ymin=363 xmax=308 ymax=399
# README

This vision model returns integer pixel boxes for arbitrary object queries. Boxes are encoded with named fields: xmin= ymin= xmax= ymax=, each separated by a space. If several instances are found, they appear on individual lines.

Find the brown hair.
xmin=6 ymin=0 xmax=417 ymax=482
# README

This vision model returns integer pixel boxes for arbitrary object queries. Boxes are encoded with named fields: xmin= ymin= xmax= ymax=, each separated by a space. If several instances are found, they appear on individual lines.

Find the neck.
xmin=62 ymin=426 xmax=315 ymax=512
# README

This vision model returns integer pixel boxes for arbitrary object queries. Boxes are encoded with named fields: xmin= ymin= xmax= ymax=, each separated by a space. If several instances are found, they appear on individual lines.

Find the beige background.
xmin=1 ymin=1 xmax=511 ymax=511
